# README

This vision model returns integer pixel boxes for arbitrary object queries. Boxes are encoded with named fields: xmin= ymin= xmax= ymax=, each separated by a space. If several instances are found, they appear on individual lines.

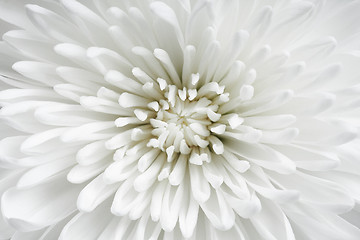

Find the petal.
xmin=222 ymin=187 xmax=262 ymax=219
xmin=38 ymin=213 xmax=77 ymax=240
xmin=3 ymin=30 xmax=67 ymax=64
xmin=35 ymin=104 xmax=103 ymax=127
xmin=16 ymin=155 xmax=75 ymax=188
xmin=150 ymin=1 xmax=184 ymax=52
xmin=200 ymin=188 xmax=235 ymax=231
xmin=25 ymin=4 xmax=88 ymax=44
xmin=2 ymin=173 xmax=82 ymax=232
xmin=0 ymin=136 xmax=28 ymax=168
xmin=75 ymin=140 xmax=112 ymax=165
xmin=179 ymin=187 xmax=199 ymax=238
xmin=225 ymin=142 xmax=296 ymax=174
xmin=243 ymin=114 xmax=296 ymax=130
xmin=111 ymin=176 xmax=139 ymax=217
xmin=67 ymin=159 xmax=109 ymax=184
xmin=11 ymin=229 xmax=46 ymax=240
xmin=286 ymin=204 xmax=360 ymax=240
xmin=12 ymin=61 xmax=62 ymax=87
xmin=259 ymin=128 xmax=299 ymax=145
xmin=313 ymin=171 xmax=360 ymax=202
xmin=126 ymin=213 xmax=162 ymax=240
xmin=60 ymin=0 xmax=112 ymax=46
xmin=77 ymin=174 xmax=120 ymax=212
xmin=202 ymin=161 xmax=223 ymax=189
xmin=133 ymin=152 xmax=165 ymax=192
xmin=341 ymin=208 xmax=360 ymax=229
xmin=103 ymin=156 xmax=138 ymax=184
xmin=209 ymin=220 xmax=248 ymax=240
xmin=270 ymin=171 xmax=355 ymax=214
xmin=294 ymin=118 xmax=357 ymax=146
xmin=0 ymin=0 xmax=38 ymax=30
xmin=236 ymin=90 xmax=294 ymax=116
xmin=0 ymin=169 xmax=22 ymax=239
xmin=243 ymin=167 xmax=300 ymax=204
xmin=275 ymin=92 xmax=336 ymax=116
xmin=168 ymin=154 xmax=187 ymax=186
xmin=59 ymin=200 xmax=113 ymax=240
xmin=20 ymin=128 xmax=68 ymax=154
xmin=150 ymin=180 xmax=167 ymax=222
xmin=189 ymin=164 xmax=211 ymax=203
xmin=160 ymin=183 xmax=185 ymax=232
xmin=271 ymin=144 xmax=340 ymax=171
xmin=96 ymin=218 xmax=119 ymax=240
xmin=250 ymin=198 xmax=295 ymax=240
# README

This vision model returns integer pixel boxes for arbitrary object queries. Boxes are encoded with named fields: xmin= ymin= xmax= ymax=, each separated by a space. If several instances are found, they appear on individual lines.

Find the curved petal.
xmin=270 ymin=171 xmax=355 ymax=214
xmin=59 ymin=200 xmax=113 ymax=240
xmin=38 ymin=212 xmax=77 ymax=240
xmin=77 ymin=174 xmax=119 ymax=212
xmin=250 ymin=198 xmax=295 ymax=240
xmin=11 ymin=229 xmax=46 ymax=240
xmin=225 ymin=142 xmax=296 ymax=174
xmin=2 ymin=173 xmax=82 ymax=232
xmin=200 ymin=188 xmax=235 ymax=231
xmin=286 ymin=203 xmax=360 ymax=240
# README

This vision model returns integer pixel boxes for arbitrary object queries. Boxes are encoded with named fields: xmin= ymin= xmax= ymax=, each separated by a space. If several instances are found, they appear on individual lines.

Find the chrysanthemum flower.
xmin=0 ymin=0 xmax=360 ymax=239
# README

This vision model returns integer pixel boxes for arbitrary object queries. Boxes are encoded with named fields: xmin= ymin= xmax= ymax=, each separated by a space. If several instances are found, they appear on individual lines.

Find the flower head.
xmin=0 ymin=0 xmax=360 ymax=239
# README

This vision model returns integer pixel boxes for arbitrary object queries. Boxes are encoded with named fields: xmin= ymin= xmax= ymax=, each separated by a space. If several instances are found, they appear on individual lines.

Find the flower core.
xmin=118 ymin=72 xmax=231 ymax=166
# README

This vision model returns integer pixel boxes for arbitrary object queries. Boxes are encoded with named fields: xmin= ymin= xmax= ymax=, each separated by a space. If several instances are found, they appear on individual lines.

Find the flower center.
xmin=145 ymin=76 xmax=229 ymax=165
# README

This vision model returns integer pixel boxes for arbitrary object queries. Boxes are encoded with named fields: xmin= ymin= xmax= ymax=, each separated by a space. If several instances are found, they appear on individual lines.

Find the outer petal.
xmin=59 ymin=200 xmax=113 ymax=240
xmin=1 ymin=173 xmax=82 ymax=232
xmin=250 ymin=198 xmax=295 ymax=240
xmin=270 ymin=171 xmax=355 ymax=214
xmin=200 ymin=188 xmax=235 ymax=231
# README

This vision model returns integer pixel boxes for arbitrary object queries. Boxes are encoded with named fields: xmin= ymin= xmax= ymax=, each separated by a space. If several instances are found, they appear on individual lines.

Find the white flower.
xmin=0 ymin=0 xmax=360 ymax=239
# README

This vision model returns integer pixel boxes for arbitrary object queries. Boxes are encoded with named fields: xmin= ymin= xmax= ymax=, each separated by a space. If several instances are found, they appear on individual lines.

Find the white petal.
xmin=189 ymin=164 xmax=211 ymax=203
xmin=133 ymin=153 xmax=165 ymax=192
xmin=271 ymin=144 xmax=340 ymax=171
xmin=243 ymin=114 xmax=296 ymax=130
xmin=150 ymin=180 xmax=167 ymax=222
xmin=226 ymin=142 xmax=296 ymax=174
xmin=59 ymin=200 xmax=113 ymax=240
xmin=3 ymin=30 xmax=67 ymax=64
xmin=12 ymin=61 xmax=62 ymax=86
xmin=25 ymin=4 xmax=87 ymax=44
xmin=17 ymin=156 xmax=74 ymax=188
xmin=0 ymin=169 xmax=22 ymax=238
xmin=179 ymin=191 xmax=199 ymax=238
xmin=67 ymin=159 xmax=109 ymax=184
xmin=150 ymin=1 xmax=184 ymax=50
xmin=111 ymin=177 xmax=141 ymax=217
xmin=168 ymin=154 xmax=187 ymax=186
xmin=0 ymin=136 xmax=28 ymax=168
xmin=77 ymin=174 xmax=119 ymax=212
xmin=76 ymin=140 xmax=112 ymax=165
xmin=103 ymin=155 xmax=139 ymax=184
xmin=286 ymin=204 xmax=360 ymax=240
xmin=39 ymin=213 xmax=76 ymax=240
xmin=222 ymin=189 xmax=261 ymax=219
xmin=21 ymin=128 xmax=67 ymax=154
xmin=2 ymin=173 xmax=82 ymax=232
xmin=200 ymin=188 xmax=235 ymax=231
xmin=270 ymin=172 xmax=355 ymax=213
xmin=11 ymin=229 xmax=46 ymax=240
xmin=244 ymin=167 xmax=300 ymax=204
xmin=250 ymin=198 xmax=295 ymax=240
xmin=259 ymin=128 xmax=299 ymax=145
xmin=160 ymin=183 xmax=185 ymax=232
